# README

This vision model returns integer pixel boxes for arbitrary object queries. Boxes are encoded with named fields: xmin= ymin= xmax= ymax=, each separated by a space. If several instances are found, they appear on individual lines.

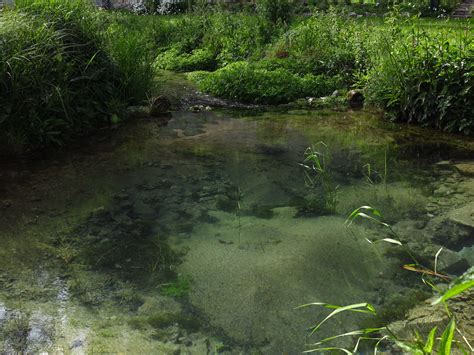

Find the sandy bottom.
xmin=177 ymin=207 xmax=388 ymax=353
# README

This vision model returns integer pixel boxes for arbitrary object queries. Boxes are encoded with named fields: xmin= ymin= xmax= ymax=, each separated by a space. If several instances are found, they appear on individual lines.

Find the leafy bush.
xmin=280 ymin=10 xmax=373 ymax=76
xmin=189 ymin=62 xmax=343 ymax=104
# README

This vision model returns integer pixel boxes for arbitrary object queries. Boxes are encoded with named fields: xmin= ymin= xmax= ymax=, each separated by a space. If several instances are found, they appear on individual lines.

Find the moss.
xmin=128 ymin=312 xmax=200 ymax=332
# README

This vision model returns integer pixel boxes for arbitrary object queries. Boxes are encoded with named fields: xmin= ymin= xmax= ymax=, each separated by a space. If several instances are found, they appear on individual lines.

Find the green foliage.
xmin=189 ymin=62 xmax=342 ymax=104
xmin=432 ymin=280 xmax=474 ymax=305
xmin=0 ymin=0 xmax=154 ymax=151
xmin=302 ymin=268 xmax=473 ymax=353
xmin=255 ymin=0 xmax=292 ymax=25
xmin=280 ymin=10 xmax=372 ymax=76
xmin=157 ymin=47 xmax=217 ymax=72
xmin=154 ymin=12 xmax=272 ymax=71
xmin=362 ymin=16 xmax=474 ymax=134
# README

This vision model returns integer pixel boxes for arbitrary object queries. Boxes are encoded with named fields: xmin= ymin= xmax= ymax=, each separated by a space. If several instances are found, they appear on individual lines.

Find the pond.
xmin=0 ymin=108 xmax=473 ymax=353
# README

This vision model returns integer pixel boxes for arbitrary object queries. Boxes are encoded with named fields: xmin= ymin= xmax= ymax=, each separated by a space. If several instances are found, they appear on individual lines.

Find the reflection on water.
xmin=0 ymin=109 xmax=473 ymax=353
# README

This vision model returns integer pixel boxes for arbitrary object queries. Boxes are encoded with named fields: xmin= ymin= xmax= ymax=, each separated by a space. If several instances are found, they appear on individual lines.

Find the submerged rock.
xmin=448 ymin=202 xmax=474 ymax=230
xmin=0 ymin=200 xmax=12 ymax=209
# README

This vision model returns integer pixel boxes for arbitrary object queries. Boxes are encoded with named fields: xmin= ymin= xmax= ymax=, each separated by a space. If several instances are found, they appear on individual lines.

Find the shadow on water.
xmin=0 ymin=109 xmax=473 ymax=353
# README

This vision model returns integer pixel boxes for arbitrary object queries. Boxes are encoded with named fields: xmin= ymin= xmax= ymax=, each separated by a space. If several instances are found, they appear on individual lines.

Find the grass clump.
xmin=0 ymin=0 xmax=154 ymax=151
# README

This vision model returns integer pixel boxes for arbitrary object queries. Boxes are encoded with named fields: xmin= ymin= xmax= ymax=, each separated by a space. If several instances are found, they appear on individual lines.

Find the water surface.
xmin=0 ymin=109 xmax=473 ymax=353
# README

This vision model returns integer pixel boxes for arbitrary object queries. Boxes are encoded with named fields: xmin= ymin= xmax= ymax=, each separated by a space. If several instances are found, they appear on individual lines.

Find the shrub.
xmin=156 ymin=47 xmax=217 ymax=72
xmin=279 ymin=10 xmax=372 ymax=76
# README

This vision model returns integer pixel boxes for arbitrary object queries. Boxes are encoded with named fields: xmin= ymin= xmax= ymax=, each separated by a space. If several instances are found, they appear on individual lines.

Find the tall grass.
xmin=0 ymin=0 xmax=154 ymax=151
xmin=362 ymin=16 xmax=474 ymax=134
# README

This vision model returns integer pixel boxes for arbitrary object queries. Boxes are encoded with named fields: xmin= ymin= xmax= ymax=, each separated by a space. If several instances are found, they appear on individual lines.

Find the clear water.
xmin=0 ymin=109 xmax=472 ymax=353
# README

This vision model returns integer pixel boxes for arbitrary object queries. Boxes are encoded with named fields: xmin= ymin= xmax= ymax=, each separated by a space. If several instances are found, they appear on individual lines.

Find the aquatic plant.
xmin=345 ymin=205 xmax=419 ymax=264
xmin=299 ymin=278 xmax=474 ymax=354
xmin=1 ymin=312 xmax=30 ymax=353
xmin=300 ymin=143 xmax=339 ymax=215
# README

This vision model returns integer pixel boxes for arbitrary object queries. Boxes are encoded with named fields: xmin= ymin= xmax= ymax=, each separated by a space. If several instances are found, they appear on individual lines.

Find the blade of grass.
xmin=297 ymin=303 xmax=376 ymax=335
xmin=431 ymin=280 xmax=474 ymax=305
xmin=439 ymin=318 xmax=456 ymax=355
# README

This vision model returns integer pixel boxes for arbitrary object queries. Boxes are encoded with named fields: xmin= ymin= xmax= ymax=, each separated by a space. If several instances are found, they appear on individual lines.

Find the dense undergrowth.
xmin=172 ymin=10 xmax=472 ymax=134
xmin=142 ymin=4 xmax=472 ymax=134
xmin=0 ymin=1 xmax=472 ymax=152
xmin=0 ymin=0 xmax=153 ymax=151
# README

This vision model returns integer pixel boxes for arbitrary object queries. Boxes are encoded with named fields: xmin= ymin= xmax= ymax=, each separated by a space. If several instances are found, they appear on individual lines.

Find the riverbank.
xmin=1 ymin=1 xmax=473 ymax=154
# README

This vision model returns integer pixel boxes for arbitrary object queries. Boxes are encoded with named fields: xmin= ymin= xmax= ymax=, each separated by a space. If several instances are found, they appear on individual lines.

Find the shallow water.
xmin=0 ymin=109 xmax=473 ymax=353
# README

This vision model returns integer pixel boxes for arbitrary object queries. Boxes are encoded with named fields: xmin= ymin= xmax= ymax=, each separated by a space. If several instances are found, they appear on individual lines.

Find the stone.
xmin=26 ymin=312 xmax=54 ymax=352
xmin=433 ymin=185 xmax=452 ymax=197
xmin=433 ymin=247 xmax=470 ymax=275
xmin=455 ymin=162 xmax=474 ymax=176
xmin=347 ymin=90 xmax=364 ymax=108
xmin=448 ymin=202 xmax=474 ymax=229
xmin=189 ymin=104 xmax=210 ymax=113
xmin=150 ymin=96 xmax=172 ymax=116
xmin=70 ymin=339 xmax=84 ymax=349
xmin=434 ymin=160 xmax=453 ymax=166
xmin=331 ymin=90 xmax=340 ymax=97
